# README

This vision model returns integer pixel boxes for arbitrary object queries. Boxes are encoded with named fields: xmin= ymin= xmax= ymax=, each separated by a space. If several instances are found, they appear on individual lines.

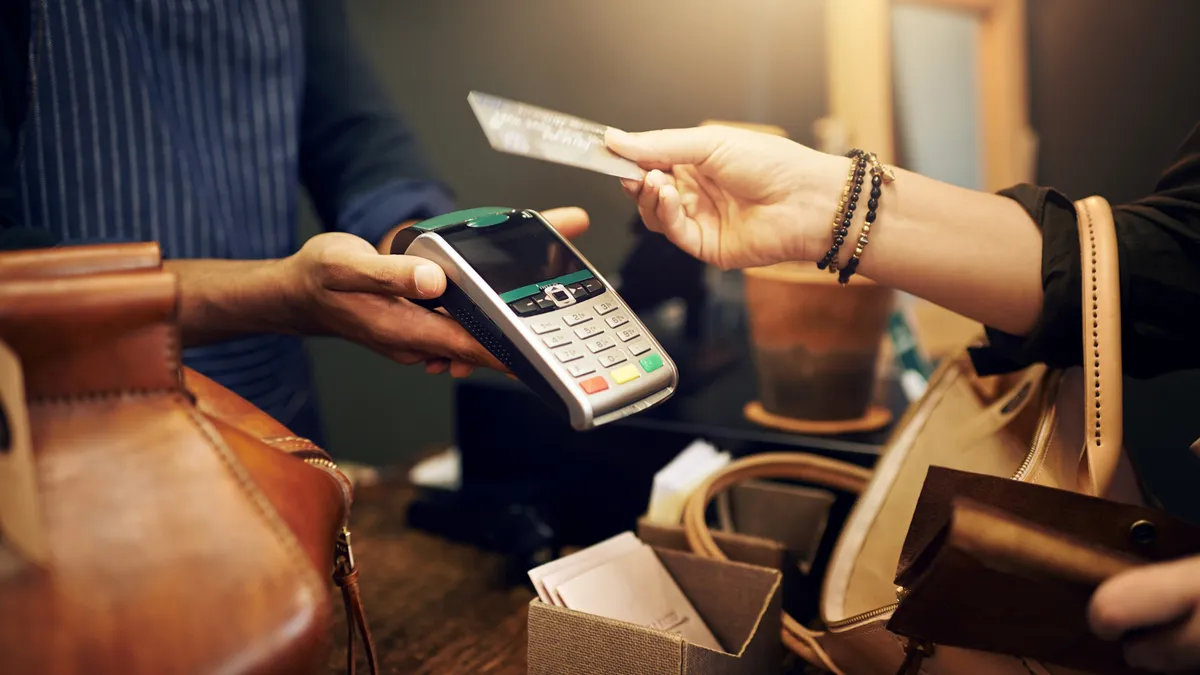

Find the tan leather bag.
xmin=0 ymin=243 xmax=376 ymax=674
xmin=683 ymin=197 xmax=1152 ymax=674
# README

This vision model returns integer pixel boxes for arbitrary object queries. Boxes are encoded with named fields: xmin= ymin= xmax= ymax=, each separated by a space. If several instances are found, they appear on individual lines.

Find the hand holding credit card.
xmin=467 ymin=91 xmax=644 ymax=180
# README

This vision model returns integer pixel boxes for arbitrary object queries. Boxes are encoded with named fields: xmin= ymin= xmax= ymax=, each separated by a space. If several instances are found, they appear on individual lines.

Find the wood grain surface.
xmin=326 ymin=466 xmax=813 ymax=674
xmin=326 ymin=472 xmax=532 ymax=675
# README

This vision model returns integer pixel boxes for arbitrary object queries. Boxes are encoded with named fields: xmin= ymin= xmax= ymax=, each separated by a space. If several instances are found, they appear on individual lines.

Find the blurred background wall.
xmin=300 ymin=0 xmax=829 ymax=462
xmin=301 ymin=0 xmax=1200 ymax=495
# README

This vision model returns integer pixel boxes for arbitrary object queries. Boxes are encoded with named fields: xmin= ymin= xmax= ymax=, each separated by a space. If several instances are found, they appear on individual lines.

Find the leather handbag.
xmin=0 ymin=243 xmax=377 ymax=674
xmin=681 ymin=196 xmax=1173 ymax=674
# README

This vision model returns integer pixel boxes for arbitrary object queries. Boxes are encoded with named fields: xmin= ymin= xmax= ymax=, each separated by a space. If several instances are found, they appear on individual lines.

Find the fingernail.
xmin=415 ymin=265 xmax=441 ymax=295
xmin=606 ymin=127 xmax=632 ymax=147
xmin=620 ymin=178 xmax=640 ymax=191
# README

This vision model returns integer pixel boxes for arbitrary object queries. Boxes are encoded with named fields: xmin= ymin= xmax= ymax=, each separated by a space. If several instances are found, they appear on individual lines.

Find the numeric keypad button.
xmin=563 ymin=311 xmax=592 ymax=327
xmin=593 ymin=300 xmax=618 ymax=315
xmin=567 ymin=362 xmax=596 ymax=378
xmin=597 ymin=350 xmax=627 ymax=368
xmin=543 ymin=333 xmax=572 ymax=348
xmin=585 ymin=336 xmax=616 ymax=353
xmin=555 ymin=347 xmax=585 ymax=363
xmin=530 ymin=320 xmax=560 ymax=335
xmin=605 ymin=313 xmax=630 ymax=329
xmin=616 ymin=327 xmax=641 ymax=342
xmin=574 ymin=324 xmax=604 ymax=339
xmin=628 ymin=341 xmax=651 ymax=356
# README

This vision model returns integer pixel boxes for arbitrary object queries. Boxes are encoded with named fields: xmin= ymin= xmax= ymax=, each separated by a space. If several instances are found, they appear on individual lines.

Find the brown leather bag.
xmin=682 ymin=197 xmax=1175 ymax=674
xmin=0 ymin=243 xmax=376 ymax=674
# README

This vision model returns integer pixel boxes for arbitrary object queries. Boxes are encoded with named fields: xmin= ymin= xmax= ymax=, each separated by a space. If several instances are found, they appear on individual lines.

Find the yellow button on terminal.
xmin=610 ymin=365 xmax=641 ymax=384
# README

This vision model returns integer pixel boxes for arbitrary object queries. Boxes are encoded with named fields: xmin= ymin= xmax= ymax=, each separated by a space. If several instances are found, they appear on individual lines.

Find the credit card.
xmin=467 ymin=91 xmax=643 ymax=180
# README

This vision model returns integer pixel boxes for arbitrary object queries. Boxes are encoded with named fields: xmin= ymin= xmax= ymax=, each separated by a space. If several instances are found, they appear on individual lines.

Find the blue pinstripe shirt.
xmin=4 ymin=1 xmax=456 ymax=444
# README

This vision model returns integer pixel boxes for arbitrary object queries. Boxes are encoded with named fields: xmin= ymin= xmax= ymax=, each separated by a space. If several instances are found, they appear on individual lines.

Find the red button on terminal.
xmin=580 ymin=376 xmax=609 ymax=394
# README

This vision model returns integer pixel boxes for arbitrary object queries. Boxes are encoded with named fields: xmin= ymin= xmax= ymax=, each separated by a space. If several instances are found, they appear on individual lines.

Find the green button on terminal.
xmin=639 ymin=354 xmax=664 ymax=373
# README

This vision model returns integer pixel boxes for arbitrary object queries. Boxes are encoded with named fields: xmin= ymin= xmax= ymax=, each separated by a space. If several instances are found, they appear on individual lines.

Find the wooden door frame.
xmin=823 ymin=0 xmax=1032 ymax=191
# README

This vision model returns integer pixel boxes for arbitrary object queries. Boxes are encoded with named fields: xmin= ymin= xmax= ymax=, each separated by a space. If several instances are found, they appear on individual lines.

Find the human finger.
xmin=1122 ymin=609 xmax=1200 ymax=672
xmin=449 ymin=361 xmax=476 ymax=378
xmin=606 ymin=127 xmax=721 ymax=169
xmin=1090 ymin=559 xmax=1200 ymax=641
xmin=637 ymin=170 xmax=673 ymax=233
xmin=324 ymin=250 xmax=446 ymax=299
xmin=540 ymin=206 xmax=590 ymax=240
xmin=655 ymin=183 xmax=704 ymax=260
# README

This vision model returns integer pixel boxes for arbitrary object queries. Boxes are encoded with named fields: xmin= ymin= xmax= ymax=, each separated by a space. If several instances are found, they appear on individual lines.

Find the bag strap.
xmin=0 ymin=341 xmax=48 ymax=565
xmin=1074 ymin=196 xmax=1124 ymax=495
xmin=682 ymin=452 xmax=872 ymax=675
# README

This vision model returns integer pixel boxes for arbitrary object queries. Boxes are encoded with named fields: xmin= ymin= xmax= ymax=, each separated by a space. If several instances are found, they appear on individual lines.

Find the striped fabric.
xmin=15 ymin=0 xmax=377 ymax=444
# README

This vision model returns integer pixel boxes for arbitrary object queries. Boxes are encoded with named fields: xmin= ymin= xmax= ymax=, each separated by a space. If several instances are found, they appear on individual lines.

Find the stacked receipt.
xmin=527 ymin=531 xmax=722 ymax=651
xmin=645 ymin=440 xmax=731 ymax=525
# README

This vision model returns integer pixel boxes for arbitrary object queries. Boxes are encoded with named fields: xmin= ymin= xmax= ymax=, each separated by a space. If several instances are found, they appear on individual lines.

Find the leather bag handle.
xmin=0 ymin=341 xmax=48 ymax=566
xmin=1074 ymin=196 xmax=1124 ymax=495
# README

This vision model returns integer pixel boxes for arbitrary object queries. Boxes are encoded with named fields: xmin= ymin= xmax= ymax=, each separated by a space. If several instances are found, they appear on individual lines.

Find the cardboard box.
xmin=527 ymin=547 xmax=783 ymax=675
xmin=636 ymin=518 xmax=785 ymax=571
xmin=719 ymin=480 xmax=835 ymax=574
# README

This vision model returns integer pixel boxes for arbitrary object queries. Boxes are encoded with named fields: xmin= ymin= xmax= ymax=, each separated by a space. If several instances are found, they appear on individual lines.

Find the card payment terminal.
xmin=391 ymin=207 xmax=677 ymax=430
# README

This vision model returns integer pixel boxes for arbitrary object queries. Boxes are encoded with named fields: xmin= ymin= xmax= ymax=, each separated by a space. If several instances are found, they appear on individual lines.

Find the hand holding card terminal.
xmin=391 ymin=207 xmax=677 ymax=430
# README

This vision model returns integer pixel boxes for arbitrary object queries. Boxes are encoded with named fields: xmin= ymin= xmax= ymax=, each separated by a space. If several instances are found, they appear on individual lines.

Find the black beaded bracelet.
xmin=839 ymin=166 xmax=883 ymax=285
xmin=816 ymin=152 xmax=868 ymax=272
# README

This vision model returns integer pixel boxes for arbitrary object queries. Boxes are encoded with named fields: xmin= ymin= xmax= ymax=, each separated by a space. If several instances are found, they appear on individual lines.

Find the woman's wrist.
xmin=785 ymin=150 xmax=857 ymax=264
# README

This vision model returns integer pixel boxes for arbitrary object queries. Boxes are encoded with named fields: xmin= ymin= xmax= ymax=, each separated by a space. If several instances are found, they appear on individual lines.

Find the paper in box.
xmin=527 ymin=547 xmax=782 ymax=675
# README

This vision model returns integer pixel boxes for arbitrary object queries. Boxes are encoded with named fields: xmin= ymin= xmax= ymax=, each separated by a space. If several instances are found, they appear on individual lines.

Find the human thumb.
xmin=606 ymin=127 xmax=721 ymax=169
xmin=324 ymin=250 xmax=447 ymax=299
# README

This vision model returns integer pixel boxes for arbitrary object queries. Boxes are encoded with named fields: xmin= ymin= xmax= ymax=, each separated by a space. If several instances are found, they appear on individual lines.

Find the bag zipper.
xmin=826 ymin=371 xmax=1060 ymax=633
xmin=300 ymin=456 xmax=357 ymax=564
xmin=1011 ymin=372 xmax=1061 ymax=482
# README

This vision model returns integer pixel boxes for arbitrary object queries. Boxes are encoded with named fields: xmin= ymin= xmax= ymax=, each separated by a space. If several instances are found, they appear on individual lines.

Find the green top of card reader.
xmin=410 ymin=207 xmax=513 ymax=232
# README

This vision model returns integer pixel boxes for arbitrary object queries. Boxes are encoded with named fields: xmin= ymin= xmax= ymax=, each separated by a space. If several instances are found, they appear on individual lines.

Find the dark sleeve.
xmin=298 ymin=0 xmax=455 ymax=246
xmin=0 ymin=1 xmax=58 ymax=251
xmin=976 ymin=122 xmax=1200 ymax=379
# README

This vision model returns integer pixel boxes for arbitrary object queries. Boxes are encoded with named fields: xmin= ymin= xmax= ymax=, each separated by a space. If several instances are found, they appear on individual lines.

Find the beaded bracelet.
xmin=815 ymin=152 xmax=868 ymax=272
xmin=838 ymin=166 xmax=882 ymax=284
xmin=838 ymin=152 xmax=895 ymax=285
xmin=812 ymin=149 xmax=895 ymax=284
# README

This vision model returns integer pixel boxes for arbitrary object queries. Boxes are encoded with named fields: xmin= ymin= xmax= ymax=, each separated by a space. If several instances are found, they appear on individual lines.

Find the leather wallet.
xmin=888 ymin=467 xmax=1200 ymax=675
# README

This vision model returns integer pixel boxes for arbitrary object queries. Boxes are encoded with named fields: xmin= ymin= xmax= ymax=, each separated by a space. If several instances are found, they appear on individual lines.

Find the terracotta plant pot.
xmin=743 ymin=262 xmax=895 ymax=422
